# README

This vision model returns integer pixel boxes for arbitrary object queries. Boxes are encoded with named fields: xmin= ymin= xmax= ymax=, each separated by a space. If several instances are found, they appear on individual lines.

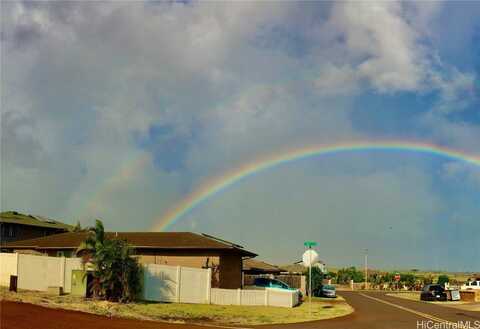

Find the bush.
xmin=437 ymin=275 xmax=449 ymax=286
xmin=336 ymin=267 xmax=364 ymax=284
xmin=305 ymin=267 xmax=324 ymax=296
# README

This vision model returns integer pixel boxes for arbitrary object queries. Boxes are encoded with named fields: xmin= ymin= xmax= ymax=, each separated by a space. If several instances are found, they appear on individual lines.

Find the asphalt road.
xmin=260 ymin=291 xmax=480 ymax=328
xmin=1 ymin=292 xmax=479 ymax=329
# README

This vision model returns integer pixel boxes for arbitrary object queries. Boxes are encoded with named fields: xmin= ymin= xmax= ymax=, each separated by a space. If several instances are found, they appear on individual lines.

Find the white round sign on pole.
xmin=302 ymin=249 xmax=319 ymax=267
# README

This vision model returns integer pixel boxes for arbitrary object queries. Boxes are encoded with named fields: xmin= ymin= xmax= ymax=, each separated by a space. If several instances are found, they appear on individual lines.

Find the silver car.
xmin=321 ymin=284 xmax=336 ymax=298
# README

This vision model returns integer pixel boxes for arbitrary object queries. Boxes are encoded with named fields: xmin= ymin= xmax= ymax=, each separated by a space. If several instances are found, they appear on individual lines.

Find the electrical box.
xmin=70 ymin=270 xmax=87 ymax=297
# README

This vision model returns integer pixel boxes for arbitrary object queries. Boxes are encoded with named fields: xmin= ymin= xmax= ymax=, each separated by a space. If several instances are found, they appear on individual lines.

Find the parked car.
xmin=461 ymin=279 xmax=480 ymax=290
xmin=253 ymin=278 xmax=293 ymax=290
xmin=320 ymin=284 xmax=336 ymax=298
xmin=250 ymin=278 xmax=303 ymax=299
xmin=420 ymin=284 xmax=447 ymax=301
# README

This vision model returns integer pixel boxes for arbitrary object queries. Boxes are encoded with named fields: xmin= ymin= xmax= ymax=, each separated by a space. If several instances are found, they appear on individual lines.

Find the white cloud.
xmin=430 ymin=69 xmax=476 ymax=114
xmin=313 ymin=1 xmax=429 ymax=93
xmin=1 ymin=0 xmax=478 ymax=262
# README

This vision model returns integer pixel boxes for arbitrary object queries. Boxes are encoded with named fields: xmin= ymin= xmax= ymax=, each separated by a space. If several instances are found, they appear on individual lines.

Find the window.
xmin=254 ymin=278 xmax=269 ymax=287
xmin=7 ymin=225 xmax=15 ymax=238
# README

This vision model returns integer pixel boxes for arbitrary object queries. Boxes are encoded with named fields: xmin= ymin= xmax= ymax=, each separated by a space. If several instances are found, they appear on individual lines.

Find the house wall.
xmin=0 ymin=223 xmax=65 ymax=244
xmin=135 ymin=251 xmax=245 ymax=289
xmin=219 ymin=254 xmax=242 ymax=289
xmin=137 ymin=255 xmax=220 ymax=268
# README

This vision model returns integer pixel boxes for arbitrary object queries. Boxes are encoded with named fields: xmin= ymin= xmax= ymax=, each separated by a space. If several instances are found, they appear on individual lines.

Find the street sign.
xmin=302 ymin=249 xmax=319 ymax=267
xmin=304 ymin=241 xmax=317 ymax=248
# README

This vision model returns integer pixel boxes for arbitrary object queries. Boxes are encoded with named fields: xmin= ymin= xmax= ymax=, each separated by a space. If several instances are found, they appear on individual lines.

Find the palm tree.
xmin=72 ymin=220 xmax=84 ymax=232
xmin=77 ymin=219 xmax=140 ymax=302
xmin=77 ymin=219 xmax=108 ymax=298
xmin=77 ymin=219 xmax=105 ymax=257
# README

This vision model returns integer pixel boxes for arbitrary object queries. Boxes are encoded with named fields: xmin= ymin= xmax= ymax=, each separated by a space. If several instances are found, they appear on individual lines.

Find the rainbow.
xmin=152 ymin=140 xmax=480 ymax=231
xmin=80 ymin=154 xmax=151 ymax=220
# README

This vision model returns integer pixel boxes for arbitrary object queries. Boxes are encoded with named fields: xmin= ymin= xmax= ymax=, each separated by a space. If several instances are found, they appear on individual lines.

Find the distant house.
xmin=3 ymin=231 xmax=257 ymax=289
xmin=314 ymin=261 xmax=327 ymax=274
xmin=282 ymin=259 xmax=328 ymax=274
xmin=243 ymin=259 xmax=284 ymax=275
xmin=0 ymin=211 xmax=72 ymax=245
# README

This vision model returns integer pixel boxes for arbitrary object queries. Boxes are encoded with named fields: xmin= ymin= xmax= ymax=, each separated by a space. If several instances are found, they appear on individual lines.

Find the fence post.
xmin=15 ymin=253 xmax=20 ymax=288
xmin=264 ymin=288 xmax=269 ymax=306
xmin=206 ymin=268 xmax=212 ymax=304
xmin=237 ymin=288 xmax=241 ymax=305
xmin=15 ymin=253 xmax=19 ymax=276
xmin=176 ymin=266 xmax=181 ymax=303
xmin=60 ymin=257 xmax=66 ymax=290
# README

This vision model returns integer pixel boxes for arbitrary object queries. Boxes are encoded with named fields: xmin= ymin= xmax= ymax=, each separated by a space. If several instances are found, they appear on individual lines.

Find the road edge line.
xmin=358 ymin=293 xmax=456 ymax=325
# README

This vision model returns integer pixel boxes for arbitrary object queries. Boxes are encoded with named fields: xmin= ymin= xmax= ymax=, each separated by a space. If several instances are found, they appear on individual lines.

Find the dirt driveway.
xmin=2 ymin=292 xmax=480 ymax=329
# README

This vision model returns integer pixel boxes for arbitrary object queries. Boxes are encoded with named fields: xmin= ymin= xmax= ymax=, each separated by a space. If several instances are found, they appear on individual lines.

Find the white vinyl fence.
xmin=142 ymin=263 xmax=211 ymax=304
xmin=0 ymin=253 xmax=82 ymax=293
xmin=1 ymin=253 xmax=299 ymax=307
xmin=0 ymin=253 xmax=18 ymax=286
xmin=143 ymin=263 xmax=299 ymax=307
xmin=211 ymin=288 xmax=300 ymax=308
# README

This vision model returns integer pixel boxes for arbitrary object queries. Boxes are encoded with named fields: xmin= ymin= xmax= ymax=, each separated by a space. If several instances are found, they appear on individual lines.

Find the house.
xmin=0 ymin=211 xmax=72 ymax=246
xmin=242 ymin=259 xmax=284 ymax=275
xmin=3 ymin=231 xmax=257 ymax=289
xmin=314 ymin=261 xmax=327 ymax=274
xmin=281 ymin=259 xmax=327 ymax=274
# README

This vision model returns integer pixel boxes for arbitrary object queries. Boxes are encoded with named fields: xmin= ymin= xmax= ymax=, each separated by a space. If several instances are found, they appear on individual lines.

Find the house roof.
xmin=4 ymin=231 xmax=257 ymax=257
xmin=0 ymin=211 xmax=73 ymax=231
xmin=243 ymin=259 xmax=284 ymax=273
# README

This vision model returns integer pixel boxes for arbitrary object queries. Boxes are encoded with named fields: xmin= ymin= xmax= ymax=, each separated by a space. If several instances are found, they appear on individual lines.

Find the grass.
xmin=0 ymin=288 xmax=353 ymax=325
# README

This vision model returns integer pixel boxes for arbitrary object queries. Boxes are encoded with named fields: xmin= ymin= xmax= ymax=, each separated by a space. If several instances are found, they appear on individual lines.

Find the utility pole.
xmin=364 ymin=249 xmax=368 ymax=290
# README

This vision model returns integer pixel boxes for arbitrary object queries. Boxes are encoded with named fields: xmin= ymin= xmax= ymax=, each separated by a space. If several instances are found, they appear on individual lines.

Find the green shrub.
xmin=437 ymin=275 xmax=449 ymax=286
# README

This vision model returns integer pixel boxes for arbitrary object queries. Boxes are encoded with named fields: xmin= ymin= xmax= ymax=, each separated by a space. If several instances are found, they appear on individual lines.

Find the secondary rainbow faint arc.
xmin=152 ymin=140 xmax=480 ymax=231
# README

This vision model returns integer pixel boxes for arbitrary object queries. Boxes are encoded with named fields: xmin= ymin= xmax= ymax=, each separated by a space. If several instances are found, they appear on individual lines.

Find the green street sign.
xmin=304 ymin=241 xmax=317 ymax=247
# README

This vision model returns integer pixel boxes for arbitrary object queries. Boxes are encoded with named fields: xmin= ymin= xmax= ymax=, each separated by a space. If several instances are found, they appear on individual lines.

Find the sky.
xmin=1 ymin=1 xmax=479 ymax=271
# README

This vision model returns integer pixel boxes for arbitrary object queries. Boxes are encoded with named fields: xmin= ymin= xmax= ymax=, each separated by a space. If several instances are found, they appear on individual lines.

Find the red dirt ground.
xmin=0 ymin=300 xmax=217 ymax=329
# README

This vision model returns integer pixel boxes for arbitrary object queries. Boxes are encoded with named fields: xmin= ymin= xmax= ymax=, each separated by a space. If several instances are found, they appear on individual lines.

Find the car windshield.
xmin=323 ymin=285 xmax=335 ymax=290
xmin=271 ymin=280 xmax=289 ymax=289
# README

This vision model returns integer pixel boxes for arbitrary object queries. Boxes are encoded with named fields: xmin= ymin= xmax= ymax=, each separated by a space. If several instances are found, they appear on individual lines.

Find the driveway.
xmin=2 ymin=292 xmax=479 ymax=329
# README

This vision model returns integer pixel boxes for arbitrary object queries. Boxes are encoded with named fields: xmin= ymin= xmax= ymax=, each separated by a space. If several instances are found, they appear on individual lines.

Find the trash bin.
xmin=9 ymin=275 xmax=18 ymax=292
